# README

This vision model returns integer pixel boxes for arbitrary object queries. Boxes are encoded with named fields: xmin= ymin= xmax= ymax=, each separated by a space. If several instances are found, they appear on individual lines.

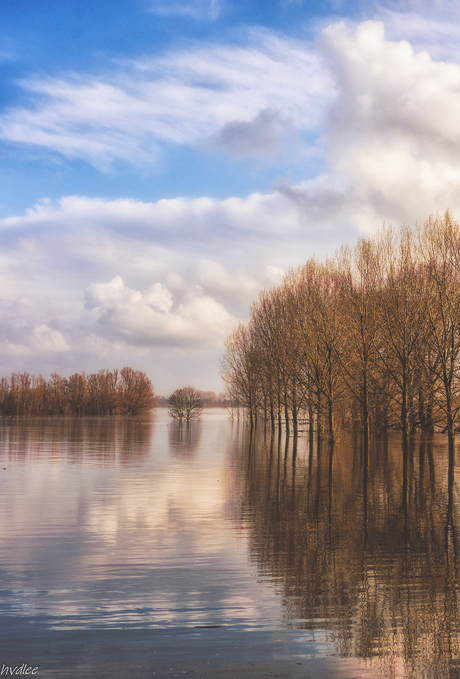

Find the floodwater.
xmin=0 ymin=409 xmax=458 ymax=678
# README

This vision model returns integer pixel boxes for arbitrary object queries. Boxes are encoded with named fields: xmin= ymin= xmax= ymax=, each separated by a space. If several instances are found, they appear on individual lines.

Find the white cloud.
xmin=196 ymin=260 xmax=260 ymax=301
xmin=0 ymin=34 xmax=333 ymax=167
xmin=266 ymin=265 xmax=286 ymax=285
xmin=0 ymin=192 xmax=311 ymax=254
xmin=374 ymin=7 xmax=460 ymax=62
xmin=86 ymin=276 xmax=173 ymax=313
xmin=0 ymin=190 xmax=340 ymax=390
xmin=85 ymin=276 xmax=237 ymax=347
xmin=0 ymin=192 xmax=318 ymax=324
xmin=2 ymin=20 xmax=459 ymax=235
xmin=318 ymin=20 xmax=460 ymax=229
xmin=32 ymin=324 xmax=70 ymax=353
xmin=144 ymin=283 xmax=174 ymax=313
xmin=0 ymin=296 xmax=71 ymax=358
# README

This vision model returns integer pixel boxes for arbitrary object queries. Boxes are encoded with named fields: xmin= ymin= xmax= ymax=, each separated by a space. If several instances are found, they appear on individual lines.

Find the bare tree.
xmin=375 ymin=225 xmax=427 ymax=438
xmin=418 ymin=211 xmax=460 ymax=459
xmin=118 ymin=367 xmax=156 ymax=415
xmin=291 ymin=259 xmax=344 ymax=442
xmin=0 ymin=367 xmax=155 ymax=417
xmin=168 ymin=386 xmax=203 ymax=423
xmin=250 ymin=287 xmax=297 ymax=433
xmin=220 ymin=323 xmax=261 ymax=426
xmin=336 ymin=238 xmax=380 ymax=446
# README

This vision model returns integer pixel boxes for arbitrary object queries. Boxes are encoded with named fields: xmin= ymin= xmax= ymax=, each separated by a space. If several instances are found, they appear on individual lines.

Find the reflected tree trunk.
xmin=362 ymin=436 xmax=368 ymax=546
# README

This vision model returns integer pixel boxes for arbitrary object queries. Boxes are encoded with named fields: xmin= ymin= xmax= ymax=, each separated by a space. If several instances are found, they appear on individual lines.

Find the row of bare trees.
xmin=0 ymin=367 xmax=155 ymax=416
xmin=221 ymin=211 xmax=460 ymax=454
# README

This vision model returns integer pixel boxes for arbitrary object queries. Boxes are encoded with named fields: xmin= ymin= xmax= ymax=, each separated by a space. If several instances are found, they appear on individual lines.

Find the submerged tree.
xmin=419 ymin=211 xmax=460 ymax=460
xmin=118 ymin=367 xmax=156 ymax=415
xmin=0 ymin=368 xmax=155 ymax=417
xmin=168 ymin=386 xmax=203 ymax=423
xmin=221 ymin=210 xmax=460 ymax=445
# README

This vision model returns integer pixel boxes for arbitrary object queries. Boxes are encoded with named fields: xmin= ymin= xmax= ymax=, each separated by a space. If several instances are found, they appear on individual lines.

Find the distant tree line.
xmin=0 ymin=367 xmax=155 ymax=417
xmin=221 ymin=211 xmax=460 ymax=453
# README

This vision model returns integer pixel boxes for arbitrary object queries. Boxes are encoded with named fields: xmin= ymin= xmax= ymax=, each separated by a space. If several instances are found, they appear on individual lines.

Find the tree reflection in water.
xmin=168 ymin=420 xmax=202 ymax=457
xmin=232 ymin=427 xmax=460 ymax=678
xmin=0 ymin=416 xmax=154 ymax=465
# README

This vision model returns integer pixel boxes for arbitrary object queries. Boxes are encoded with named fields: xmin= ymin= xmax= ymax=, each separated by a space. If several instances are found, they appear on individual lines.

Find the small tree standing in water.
xmin=168 ymin=386 xmax=203 ymax=423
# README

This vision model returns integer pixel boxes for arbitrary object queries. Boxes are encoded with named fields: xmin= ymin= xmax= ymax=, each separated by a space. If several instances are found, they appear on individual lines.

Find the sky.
xmin=1 ymin=0 xmax=460 ymax=395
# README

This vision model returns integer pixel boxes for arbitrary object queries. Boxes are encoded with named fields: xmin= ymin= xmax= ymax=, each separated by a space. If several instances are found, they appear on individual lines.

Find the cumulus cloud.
xmin=0 ymin=191 xmax=315 ymax=332
xmin=86 ymin=276 xmax=173 ymax=313
xmin=319 ymin=20 xmax=460 ymax=229
xmin=32 ymin=324 xmax=70 ymax=353
xmin=203 ymin=19 xmax=460 ymax=237
xmin=0 ymin=34 xmax=332 ymax=167
xmin=0 ymin=189 xmax=342 ymax=390
xmin=85 ymin=276 xmax=237 ymax=347
xmin=196 ymin=260 xmax=260 ymax=304
xmin=0 ymin=296 xmax=71 ymax=358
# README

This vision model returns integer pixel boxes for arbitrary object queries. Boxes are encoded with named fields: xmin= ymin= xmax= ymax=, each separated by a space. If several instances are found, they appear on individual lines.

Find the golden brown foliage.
xmin=0 ymin=368 xmax=155 ymax=416
xmin=221 ymin=211 xmax=460 ymax=448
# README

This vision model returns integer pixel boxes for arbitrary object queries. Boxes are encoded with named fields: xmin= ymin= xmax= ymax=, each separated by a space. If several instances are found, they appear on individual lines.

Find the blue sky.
xmin=0 ymin=0 xmax=459 ymax=394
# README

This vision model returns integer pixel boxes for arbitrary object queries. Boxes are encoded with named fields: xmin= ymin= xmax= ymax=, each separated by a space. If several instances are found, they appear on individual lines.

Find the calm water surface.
xmin=0 ymin=409 xmax=458 ymax=678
